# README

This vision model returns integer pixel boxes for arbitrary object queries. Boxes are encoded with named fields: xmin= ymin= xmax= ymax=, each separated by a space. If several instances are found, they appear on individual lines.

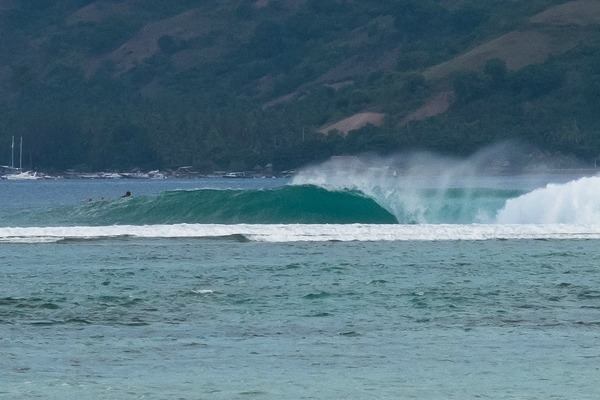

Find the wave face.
xmin=33 ymin=185 xmax=397 ymax=226
xmin=11 ymin=184 xmax=521 ymax=227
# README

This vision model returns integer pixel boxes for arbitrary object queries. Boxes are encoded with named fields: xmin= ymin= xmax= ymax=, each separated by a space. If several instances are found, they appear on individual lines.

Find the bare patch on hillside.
xmin=254 ymin=0 xmax=270 ymax=8
xmin=425 ymin=0 xmax=600 ymax=81
xmin=401 ymin=91 xmax=452 ymax=126
xmin=425 ymin=28 xmax=585 ymax=80
xmin=67 ymin=1 xmax=133 ymax=25
xmin=324 ymin=80 xmax=354 ymax=91
xmin=319 ymin=112 xmax=386 ymax=136
xmin=262 ymin=92 xmax=302 ymax=109
xmin=106 ymin=9 xmax=216 ymax=74
xmin=531 ymin=0 xmax=600 ymax=26
xmin=254 ymin=0 xmax=305 ymax=10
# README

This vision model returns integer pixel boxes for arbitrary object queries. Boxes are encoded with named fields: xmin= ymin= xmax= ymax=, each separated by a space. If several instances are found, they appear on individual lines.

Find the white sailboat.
xmin=4 ymin=171 xmax=40 ymax=180
xmin=1 ymin=137 xmax=41 ymax=180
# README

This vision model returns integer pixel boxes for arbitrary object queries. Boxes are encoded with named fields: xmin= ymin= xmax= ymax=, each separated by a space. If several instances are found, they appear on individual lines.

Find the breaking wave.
xmin=10 ymin=185 xmax=397 ymax=226
xmin=4 ymin=175 xmax=600 ymax=228
xmin=3 ymin=144 xmax=600 ymax=242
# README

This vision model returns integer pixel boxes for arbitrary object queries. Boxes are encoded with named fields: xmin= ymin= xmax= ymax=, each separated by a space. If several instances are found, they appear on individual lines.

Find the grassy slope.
xmin=425 ymin=0 xmax=600 ymax=80
xmin=330 ymin=0 xmax=600 ymax=132
xmin=4 ymin=0 xmax=582 ymax=104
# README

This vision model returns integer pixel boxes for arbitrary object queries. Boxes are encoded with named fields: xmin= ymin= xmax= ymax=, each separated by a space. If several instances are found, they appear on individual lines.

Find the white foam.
xmin=0 ymin=236 xmax=64 ymax=244
xmin=496 ymin=176 xmax=600 ymax=224
xmin=1 ymin=223 xmax=600 ymax=243
xmin=191 ymin=289 xmax=214 ymax=294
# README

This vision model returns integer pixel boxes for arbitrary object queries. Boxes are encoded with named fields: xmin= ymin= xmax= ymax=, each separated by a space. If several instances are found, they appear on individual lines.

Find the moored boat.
xmin=3 ymin=171 xmax=41 ymax=180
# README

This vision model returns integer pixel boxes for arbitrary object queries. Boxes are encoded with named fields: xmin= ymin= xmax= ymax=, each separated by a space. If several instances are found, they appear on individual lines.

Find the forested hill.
xmin=1 ymin=0 xmax=600 ymax=172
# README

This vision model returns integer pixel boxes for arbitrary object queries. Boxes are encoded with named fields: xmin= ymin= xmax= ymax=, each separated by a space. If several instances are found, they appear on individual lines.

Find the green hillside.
xmin=1 ymin=0 xmax=599 ymax=172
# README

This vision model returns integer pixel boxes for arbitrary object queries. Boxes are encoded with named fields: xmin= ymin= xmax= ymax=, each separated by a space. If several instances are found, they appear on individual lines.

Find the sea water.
xmin=2 ymin=169 xmax=600 ymax=399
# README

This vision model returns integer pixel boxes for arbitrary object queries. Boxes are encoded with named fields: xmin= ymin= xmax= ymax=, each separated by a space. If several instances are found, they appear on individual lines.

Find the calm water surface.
xmin=2 ymin=238 xmax=600 ymax=399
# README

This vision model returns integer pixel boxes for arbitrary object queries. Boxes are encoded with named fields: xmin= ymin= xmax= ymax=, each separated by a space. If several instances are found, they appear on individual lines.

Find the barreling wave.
xmin=6 ymin=184 xmax=525 ymax=227
xmin=2 ymin=170 xmax=600 ymax=237
xmin=3 ymin=176 xmax=600 ymax=242
xmin=25 ymin=185 xmax=398 ymax=226
xmin=6 ymin=178 xmax=594 ymax=227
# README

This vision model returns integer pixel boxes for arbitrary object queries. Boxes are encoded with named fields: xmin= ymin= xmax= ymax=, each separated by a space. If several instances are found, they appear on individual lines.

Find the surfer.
xmin=121 ymin=191 xmax=132 ymax=198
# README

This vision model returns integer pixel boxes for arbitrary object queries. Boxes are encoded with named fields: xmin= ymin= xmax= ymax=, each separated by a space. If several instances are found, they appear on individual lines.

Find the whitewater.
xmin=3 ymin=222 xmax=600 ymax=243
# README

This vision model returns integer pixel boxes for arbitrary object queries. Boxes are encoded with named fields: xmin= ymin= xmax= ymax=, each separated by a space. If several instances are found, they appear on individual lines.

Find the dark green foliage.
xmin=453 ymin=72 xmax=491 ymax=104
xmin=484 ymin=58 xmax=508 ymax=87
xmin=510 ymin=63 xmax=565 ymax=99
xmin=252 ymin=21 xmax=285 ymax=58
xmin=1 ymin=0 xmax=597 ymax=172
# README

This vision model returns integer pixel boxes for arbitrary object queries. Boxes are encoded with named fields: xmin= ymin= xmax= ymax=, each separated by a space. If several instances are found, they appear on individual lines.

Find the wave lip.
xmin=2 ymin=224 xmax=600 ymax=243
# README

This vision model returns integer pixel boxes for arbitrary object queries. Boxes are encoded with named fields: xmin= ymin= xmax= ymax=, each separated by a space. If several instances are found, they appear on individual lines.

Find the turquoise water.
xmin=2 ymin=170 xmax=600 ymax=399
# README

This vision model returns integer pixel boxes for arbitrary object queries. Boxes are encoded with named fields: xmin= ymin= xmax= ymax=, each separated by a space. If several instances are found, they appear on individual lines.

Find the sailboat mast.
xmin=19 ymin=137 xmax=22 ymax=170
xmin=10 ymin=136 xmax=14 ymax=170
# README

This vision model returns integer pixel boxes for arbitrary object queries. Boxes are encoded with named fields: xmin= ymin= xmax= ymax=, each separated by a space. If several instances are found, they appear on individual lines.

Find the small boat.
xmin=3 ymin=171 xmax=41 ymax=180
xmin=223 ymin=172 xmax=249 ymax=178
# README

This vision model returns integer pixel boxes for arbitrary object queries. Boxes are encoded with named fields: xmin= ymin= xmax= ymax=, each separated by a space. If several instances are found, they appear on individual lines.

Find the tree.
xmin=453 ymin=71 xmax=490 ymax=103
xmin=484 ymin=58 xmax=507 ymax=87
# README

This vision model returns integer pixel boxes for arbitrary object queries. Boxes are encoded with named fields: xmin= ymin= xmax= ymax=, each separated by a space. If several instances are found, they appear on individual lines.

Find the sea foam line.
xmin=1 ymin=224 xmax=600 ymax=243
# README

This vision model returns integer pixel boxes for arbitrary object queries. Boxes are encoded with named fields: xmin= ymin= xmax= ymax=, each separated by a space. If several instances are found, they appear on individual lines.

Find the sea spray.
xmin=291 ymin=151 xmax=522 ymax=223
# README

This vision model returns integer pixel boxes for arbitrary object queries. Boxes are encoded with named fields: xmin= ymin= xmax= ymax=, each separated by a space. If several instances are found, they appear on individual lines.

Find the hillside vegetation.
xmin=1 ymin=0 xmax=600 ymax=172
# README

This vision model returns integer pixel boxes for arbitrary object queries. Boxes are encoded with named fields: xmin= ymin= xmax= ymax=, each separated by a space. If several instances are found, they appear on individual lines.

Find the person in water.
xmin=122 ymin=191 xmax=131 ymax=197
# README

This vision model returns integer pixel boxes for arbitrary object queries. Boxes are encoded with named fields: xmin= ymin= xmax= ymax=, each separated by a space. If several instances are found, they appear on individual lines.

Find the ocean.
xmin=2 ymin=161 xmax=600 ymax=399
